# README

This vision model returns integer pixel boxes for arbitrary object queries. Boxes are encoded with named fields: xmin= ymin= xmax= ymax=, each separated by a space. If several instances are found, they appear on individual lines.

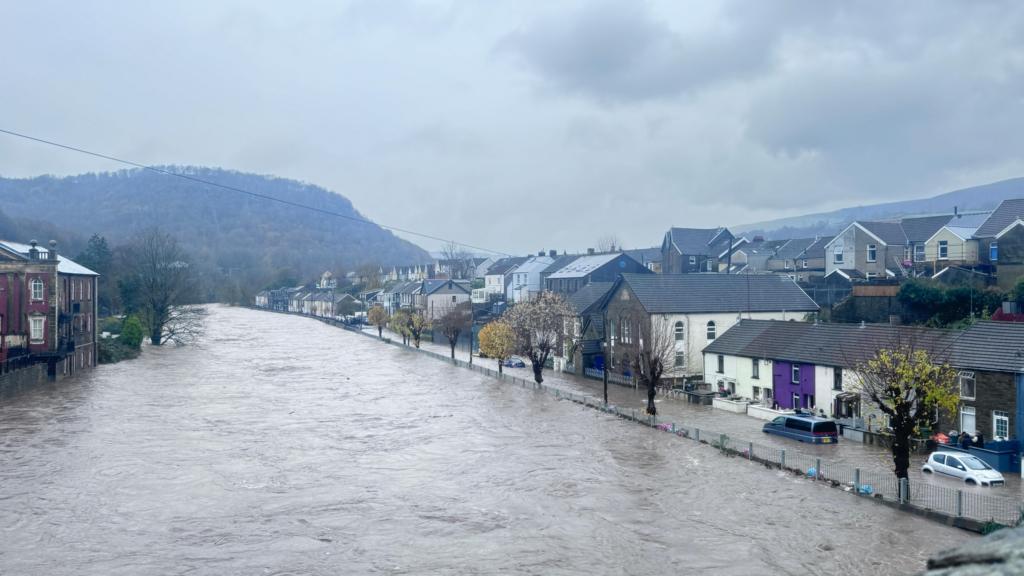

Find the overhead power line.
xmin=0 ymin=127 xmax=510 ymax=257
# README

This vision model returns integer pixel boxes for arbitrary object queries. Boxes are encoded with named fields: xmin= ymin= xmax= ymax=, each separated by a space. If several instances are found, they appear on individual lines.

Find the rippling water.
xmin=0 ymin=306 xmax=967 ymax=575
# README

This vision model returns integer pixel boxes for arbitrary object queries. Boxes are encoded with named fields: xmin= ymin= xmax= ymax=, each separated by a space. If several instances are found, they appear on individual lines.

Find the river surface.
xmin=0 ymin=306 xmax=968 ymax=575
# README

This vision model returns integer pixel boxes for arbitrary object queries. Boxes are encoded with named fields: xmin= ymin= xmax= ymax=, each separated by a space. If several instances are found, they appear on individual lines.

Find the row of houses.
xmin=702 ymin=319 xmax=1024 ymax=446
xmin=0 ymin=240 xmax=99 ymax=379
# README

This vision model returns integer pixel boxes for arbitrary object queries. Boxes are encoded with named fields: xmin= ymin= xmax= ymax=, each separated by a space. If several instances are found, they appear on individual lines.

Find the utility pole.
xmin=602 ymin=306 xmax=609 ymax=405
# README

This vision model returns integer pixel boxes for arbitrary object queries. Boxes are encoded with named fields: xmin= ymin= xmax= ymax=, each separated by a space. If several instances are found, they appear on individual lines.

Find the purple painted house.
xmin=772 ymin=361 xmax=816 ymax=410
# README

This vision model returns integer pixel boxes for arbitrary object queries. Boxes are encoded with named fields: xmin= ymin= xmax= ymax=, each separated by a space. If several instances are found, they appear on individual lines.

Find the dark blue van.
xmin=763 ymin=414 xmax=839 ymax=444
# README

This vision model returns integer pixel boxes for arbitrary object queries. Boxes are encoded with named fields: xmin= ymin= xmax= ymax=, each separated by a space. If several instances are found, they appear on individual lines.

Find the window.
xmin=958 ymin=371 xmax=975 ymax=399
xmin=674 ymin=321 xmax=684 ymax=341
xmin=791 ymin=365 xmax=800 ymax=383
xmin=753 ymin=386 xmax=761 ymax=400
xmin=993 ymin=411 xmax=1009 ymax=440
xmin=675 ymin=352 xmax=685 ymax=368
xmin=990 ymin=242 xmax=998 ymax=262
xmin=751 ymin=359 xmax=759 ymax=379
xmin=784 ymin=259 xmax=791 ymax=269
xmin=706 ymin=321 xmax=716 ymax=341
xmin=938 ymin=240 xmax=949 ymax=260
xmin=30 ymin=317 xmax=44 ymax=342
xmin=833 ymin=367 xmax=843 ymax=391
xmin=832 ymin=246 xmax=843 ymax=264
xmin=620 ymin=290 xmax=629 ymax=300
xmin=913 ymin=244 xmax=925 ymax=262
xmin=688 ymin=256 xmax=696 ymax=266
xmin=716 ymin=355 xmax=724 ymax=373
xmin=933 ymin=453 xmax=946 ymax=465
xmin=866 ymin=244 xmax=877 ymax=262
xmin=960 ymin=406 xmax=976 ymax=435
xmin=801 ymin=259 xmax=808 ymax=268
xmin=622 ymin=319 xmax=631 ymax=344
xmin=30 ymin=278 xmax=44 ymax=301
xmin=451 ymin=295 xmax=457 ymax=303
xmin=764 ymin=388 xmax=773 ymax=401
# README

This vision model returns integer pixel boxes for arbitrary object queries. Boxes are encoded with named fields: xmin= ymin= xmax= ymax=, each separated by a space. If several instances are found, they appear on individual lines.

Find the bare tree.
xmin=632 ymin=315 xmax=676 ymax=416
xmin=436 ymin=302 xmax=473 ymax=359
xmin=120 ymin=229 xmax=205 ymax=346
xmin=503 ymin=291 xmax=574 ymax=384
xmin=596 ymin=234 xmax=620 ymax=253
xmin=356 ymin=263 xmax=383 ymax=290
xmin=440 ymin=241 xmax=475 ymax=280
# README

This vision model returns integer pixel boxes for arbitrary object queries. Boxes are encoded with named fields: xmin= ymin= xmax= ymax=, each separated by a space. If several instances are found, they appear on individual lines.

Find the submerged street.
xmin=0 ymin=306 xmax=967 ymax=575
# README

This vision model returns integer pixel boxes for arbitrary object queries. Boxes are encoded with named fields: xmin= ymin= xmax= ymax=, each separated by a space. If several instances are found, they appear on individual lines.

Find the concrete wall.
xmin=0 ymin=363 xmax=48 ymax=396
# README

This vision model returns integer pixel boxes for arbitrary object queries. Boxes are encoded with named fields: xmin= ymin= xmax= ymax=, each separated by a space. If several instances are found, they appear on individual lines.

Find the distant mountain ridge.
xmin=0 ymin=167 xmax=431 ymax=292
xmin=735 ymin=177 xmax=1024 ymax=240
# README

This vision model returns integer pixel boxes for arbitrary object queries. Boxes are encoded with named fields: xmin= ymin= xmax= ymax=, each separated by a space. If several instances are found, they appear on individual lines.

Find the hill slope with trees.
xmin=0 ymin=167 xmax=431 ymax=300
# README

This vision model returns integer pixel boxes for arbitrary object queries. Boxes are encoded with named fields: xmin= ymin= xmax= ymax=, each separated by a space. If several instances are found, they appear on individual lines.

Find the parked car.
xmin=502 ymin=357 xmax=526 ymax=368
xmin=762 ymin=415 xmax=839 ymax=444
xmin=921 ymin=452 xmax=1005 ymax=487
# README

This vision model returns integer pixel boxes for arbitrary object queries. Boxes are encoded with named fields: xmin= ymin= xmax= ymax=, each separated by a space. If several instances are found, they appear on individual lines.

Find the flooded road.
xmin=0 ymin=306 xmax=967 ymax=575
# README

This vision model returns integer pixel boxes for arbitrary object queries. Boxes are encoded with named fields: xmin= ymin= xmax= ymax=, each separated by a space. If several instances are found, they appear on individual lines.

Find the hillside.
xmin=735 ymin=177 xmax=1024 ymax=239
xmin=0 ymin=167 xmax=431 ymax=295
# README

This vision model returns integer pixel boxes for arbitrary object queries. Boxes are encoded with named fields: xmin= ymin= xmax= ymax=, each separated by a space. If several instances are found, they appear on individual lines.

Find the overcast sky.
xmin=3 ymin=1 xmax=1024 ymax=255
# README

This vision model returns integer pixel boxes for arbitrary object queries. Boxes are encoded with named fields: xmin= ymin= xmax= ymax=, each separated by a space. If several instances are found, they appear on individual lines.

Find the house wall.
xmin=924 ymin=229 xmax=978 ymax=265
xmin=826 ymin=226 xmax=895 ymax=277
xmin=703 ymin=352 xmax=772 ymax=403
xmin=940 ymin=370 xmax=1018 ymax=441
xmin=484 ymin=274 xmax=505 ymax=295
xmin=995 ymin=225 xmax=1024 ymax=290
xmin=772 ymin=361 xmax=816 ymax=409
xmin=424 ymin=290 xmax=470 ymax=320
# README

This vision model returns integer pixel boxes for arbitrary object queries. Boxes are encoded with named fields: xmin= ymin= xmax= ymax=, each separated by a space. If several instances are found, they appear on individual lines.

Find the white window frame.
xmin=958 ymin=371 xmax=975 ymax=400
xmin=938 ymin=240 xmax=949 ymax=260
xmin=866 ymin=244 xmax=877 ymax=263
xmin=706 ymin=321 xmax=716 ymax=341
xmin=832 ymin=246 xmax=843 ymax=264
xmin=791 ymin=365 xmax=800 ymax=383
xmin=751 ymin=358 xmax=759 ymax=379
xmin=993 ymin=410 xmax=1009 ymax=440
xmin=30 ymin=278 xmax=44 ymax=301
xmin=960 ymin=405 xmax=976 ymax=434
xmin=688 ymin=256 xmax=696 ymax=266
xmin=801 ymin=259 xmax=808 ymax=269
xmin=29 ymin=316 xmax=44 ymax=343
xmin=674 ymin=321 xmax=684 ymax=342
xmin=716 ymin=355 xmax=724 ymax=374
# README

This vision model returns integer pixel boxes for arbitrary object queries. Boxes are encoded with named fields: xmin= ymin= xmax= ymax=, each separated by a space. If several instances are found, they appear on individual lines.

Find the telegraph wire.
xmin=0 ymin=127 xmax=511 ymax=257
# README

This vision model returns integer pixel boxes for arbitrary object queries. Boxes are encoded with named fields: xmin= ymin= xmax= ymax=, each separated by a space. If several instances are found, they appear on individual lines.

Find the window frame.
xmin=866 ymin=244 xmax=877 ymax=263
xmin=833 ymin=367 xmax=843 ymax=391
xmin=914 ymin=244 xmax=925 ymax=262
xmin=29 ymin=316 xmax=45 ymax=343
xmin=938 ymin=240 xmax=949 ymax=260
xmin=958 ymin=371 xmax=976 ymax=400
xmin=751 ymin=358 xmax=759 ymax=379
xmin=30 ymin=278 xmax=44 ymax=301
xmin=716 ymin=354 xmax=724 ymax=374
xmin=993 ymin=410 xmax=1009 ymax=440
xmin=705 ymin=321 xmax=716 ymax=341
xmin=990 ymin=241 xmax=998 ymax=262
xmin=791 ymin=365 xmax=800 ymax=384
xmin=832 ymin=246 xmax=843 ymax=264
xmin=674 ymin=321 xmax=684 ymax=342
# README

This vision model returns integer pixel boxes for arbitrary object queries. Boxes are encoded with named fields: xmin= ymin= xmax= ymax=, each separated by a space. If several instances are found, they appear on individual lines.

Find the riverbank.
xmin=253 ymin=307 xmax=1022 ymax=533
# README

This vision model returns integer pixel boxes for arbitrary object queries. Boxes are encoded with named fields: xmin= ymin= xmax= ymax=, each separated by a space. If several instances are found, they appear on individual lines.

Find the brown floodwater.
xmin=0 ymin=306 xmax=968 ymax=575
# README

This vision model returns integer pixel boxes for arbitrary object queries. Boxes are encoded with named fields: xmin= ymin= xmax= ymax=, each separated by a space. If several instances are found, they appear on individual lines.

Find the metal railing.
xmin=263 ymin=306 xmax=1024 ymax=531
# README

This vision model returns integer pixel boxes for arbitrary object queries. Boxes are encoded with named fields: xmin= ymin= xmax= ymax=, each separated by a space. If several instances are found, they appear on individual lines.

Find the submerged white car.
xmin=921 ymin=452 xmax=1005 ymax=487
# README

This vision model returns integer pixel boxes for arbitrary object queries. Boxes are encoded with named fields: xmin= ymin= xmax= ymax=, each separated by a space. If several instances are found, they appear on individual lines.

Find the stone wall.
xmin=924 ymin=526 xmax=1024 ymax=575
xmin=0 ymin=364 xmax=48 ymax=397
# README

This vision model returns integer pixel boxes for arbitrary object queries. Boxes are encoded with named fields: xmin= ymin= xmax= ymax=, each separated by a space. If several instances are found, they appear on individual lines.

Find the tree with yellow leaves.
xmin=367 ymin=306 xmax=389 ymax=338
xmin=478 ymin=320 xmax=516 ymax=374
xmin=855 ymin=344 xmax=959 ymax=480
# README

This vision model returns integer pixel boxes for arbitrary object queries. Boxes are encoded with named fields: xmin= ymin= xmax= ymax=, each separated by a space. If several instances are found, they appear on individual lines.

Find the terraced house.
xmin=0 ymin=240 xmax=99 ymax=379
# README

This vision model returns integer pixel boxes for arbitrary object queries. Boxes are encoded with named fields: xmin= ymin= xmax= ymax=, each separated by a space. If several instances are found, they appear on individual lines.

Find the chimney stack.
xmin=549 ymin=249 xmax=557 ymax=257
xmin=538 ymin=250 xmax=544 ymax=257
xmin=587 ymin=248 xmax=595 ymax=255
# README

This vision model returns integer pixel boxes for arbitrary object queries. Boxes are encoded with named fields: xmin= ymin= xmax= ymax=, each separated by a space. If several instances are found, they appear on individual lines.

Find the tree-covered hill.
xmin=0 ymin=167 xmax=431 ymax=297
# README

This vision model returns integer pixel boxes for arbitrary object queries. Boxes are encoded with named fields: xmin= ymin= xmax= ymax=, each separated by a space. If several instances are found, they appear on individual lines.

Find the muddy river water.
xmin=0 ymin=306 xmax=968 ymax=575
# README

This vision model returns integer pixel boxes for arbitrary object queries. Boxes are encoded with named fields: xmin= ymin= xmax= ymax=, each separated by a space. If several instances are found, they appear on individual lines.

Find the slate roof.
xmin=704 ymin=319 xmax=960 ymax=369
xmin=541 ymin=254 xmax=581 ymax=276
xmin=773 ymin=238 xmax=817 ymax=260
xmin=619 ymin=273 xmax=818 ymax=314
xmin=899 ymin=215 xmax=955 ymax=243
xmin=975 ymin=199 xmax=1024 ymax=238
xmin=667 ymin=227 xmax=730 ymax=256
xmin=0 ymin=240 xmax=100 ymax=276
xmin=547 ymin=253 xmax=641 ymax=279
xmin=485 ymin=257 xmax=527 ymax=276
xmin=800 ymin=236 xmax=834 ymax=259
xmin=858 ymin=221 xmax=908 ymax=245
xmin=421 ymin=279 xmax=470 ymax=295
xmin=949 ymin=321 xmax=1024 ymax=373
xmin=567 ymin=282 xmax=614 ymax=314
xmin=624 ymin=247 xmax=662 ymax=265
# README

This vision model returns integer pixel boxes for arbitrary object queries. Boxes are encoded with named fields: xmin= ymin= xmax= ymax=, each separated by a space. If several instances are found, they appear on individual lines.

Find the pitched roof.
xmin=0 ymin=240 xmax=99 ymax=276
xmin=800 ymin=236 xmax=834 ymax=259
xmin=619 ymin=273 xmax=818 ymax=314
xmin=976 ymin=199 xmax=1024 ymax=238
xmin=858 ymin=221 xmax=908 ymax=245
xmin=773 ymin=238 xmax=817 ymax=260
xmin=949 ymin=321 xmax=1024 ymax=373
xmin=509 ymin=255 xmax=554 ymax=275
xmin=567 ymin=282 xmax=614 ymax=314
xmin=422 ymin=279 xmax=470 ymax=295
xmin=485 ymin=257 xmax=528 ymax=276
xmin=704 ymin=319 xmax=960 ymax=369
xmin=899 ymin=215 xmax=954 ymax=243
xmin=541 ymin=254 xmax=581 ymax=276
xmin=547 ymin=253 xmax=634 ymax=279
xmin=667 ymin=227 xmax=730 ymax=256
xmin=624 ymin=247 xmax=662 ymax=265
